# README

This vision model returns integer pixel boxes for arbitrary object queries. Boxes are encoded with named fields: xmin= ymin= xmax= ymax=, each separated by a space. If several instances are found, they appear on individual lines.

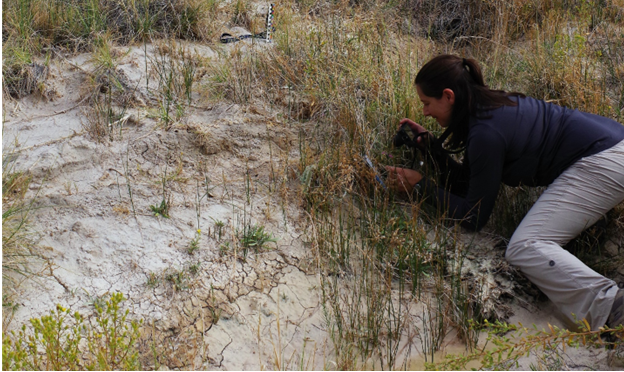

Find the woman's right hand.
xmin=385 ymin=166 xmax=423 ymax=194
xmin=399 ymin=118 xmax=430 ymax=148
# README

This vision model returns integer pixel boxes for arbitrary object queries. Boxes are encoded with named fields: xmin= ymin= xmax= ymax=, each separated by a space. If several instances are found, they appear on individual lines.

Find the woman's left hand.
xmin=385 ymin=166 xmax=423 ymax=193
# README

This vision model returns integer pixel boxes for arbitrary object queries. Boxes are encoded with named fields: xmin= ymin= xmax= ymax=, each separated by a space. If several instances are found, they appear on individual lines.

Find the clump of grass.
xmin=81 ymin=35 xmax=135 ymax=142
xmin=187 ymin=230 xmax=201 ymax=255
xmin=166 ymin=259 xmax=202 ymax=289
xmin=219 ymin=241 xmax=231 ymax=257
xmin=447 ymin=261 xmax=485 ymax=351
xmin=236 ymin=224 xmax=277 ymax=259
xmin=212 ymin=218 xmax=225 ymax=241
xmin=188 ymin=261 xmax=201 ymax=275
xmin=2 ymin=0 xmax=218 ymax=52
xmin=230 ymin=0 xmax=252 ymax=29
xmin=150 ymin=40 xmax=200 ymax=128
xmin=2 ymin=149 xmax=47 ymax=310
xmin=149 ymin=167 xmax=172 ymax=218
xmin=312 ymin=191 xmax=441 ymax=369
xmin=239 ymin=224 xmax=277 ymax=250
xmin=82 ymin=95 xmax=129 ymax=143
xmin=165 ymin=268 xmax=189 ymax=291
xmin=149 ymin=199 xmax=170 ymax=218
xmin=409 ymin=0 xmax=500 ymax=41
xmin=418 ymin=295 xmax=448 ymax=363
xmin=2 ymin=42 xmax=48 ymax=99
xmin=204 ymin=47 xmax=259 ymax=104
xmin=146 ymin=272 xmax=160 ymax=288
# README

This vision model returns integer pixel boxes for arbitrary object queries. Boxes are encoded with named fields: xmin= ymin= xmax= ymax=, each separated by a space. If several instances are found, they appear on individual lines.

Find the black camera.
xmin=393 ymin=123 xmax=417 ymax=149
xmin=392 ymin=123 xmax=428 ymax=169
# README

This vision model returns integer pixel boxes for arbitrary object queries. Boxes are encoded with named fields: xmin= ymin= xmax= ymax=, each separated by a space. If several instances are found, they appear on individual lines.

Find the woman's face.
xmin=416 ymin=85 xmax=455 ymax=128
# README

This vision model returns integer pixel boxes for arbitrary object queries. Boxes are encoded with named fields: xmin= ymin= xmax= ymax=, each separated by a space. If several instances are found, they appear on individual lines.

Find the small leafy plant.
xmin=212 ymin=218 xmax=225 ymax=241
xmin=237 ymin=224 xmax=278 ymax=258
xmin=188 ymin=261 xmax=201 ymax=275
xmin=150 ymin=167 xmax=172 ymax=218
xmin=219 ymin=241 xmax=231 ymax=257
xmin=149 ymin=199 xmax=170 ymax=218
xmin=187 ymin=230 xmax=201 ymax=255
xmin=146 ymin=272 xmax=160 ymax=288
xmin=165 ymin=269 xmax=189 ymax=291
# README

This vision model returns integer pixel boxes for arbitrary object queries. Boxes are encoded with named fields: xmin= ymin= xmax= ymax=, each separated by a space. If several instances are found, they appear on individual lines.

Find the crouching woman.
xmin=386 ymin=54 xmax=624 ymax=331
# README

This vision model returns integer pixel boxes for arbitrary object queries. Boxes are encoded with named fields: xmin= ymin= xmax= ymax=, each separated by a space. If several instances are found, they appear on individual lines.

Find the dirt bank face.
xmin=4 ymin=36 xmax=622 ymax=369
xmin=3 ymin=40 xmax=332 ymax=369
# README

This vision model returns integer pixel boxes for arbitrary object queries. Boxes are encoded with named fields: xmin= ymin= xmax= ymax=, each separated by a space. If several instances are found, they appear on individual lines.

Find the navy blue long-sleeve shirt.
xmin=419 ymin=96 xmax=624 ymax=231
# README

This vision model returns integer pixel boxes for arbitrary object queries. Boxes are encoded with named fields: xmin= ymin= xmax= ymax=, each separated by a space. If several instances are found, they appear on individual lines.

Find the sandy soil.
xmin=3 ymin=38 xmax=622 ymax=370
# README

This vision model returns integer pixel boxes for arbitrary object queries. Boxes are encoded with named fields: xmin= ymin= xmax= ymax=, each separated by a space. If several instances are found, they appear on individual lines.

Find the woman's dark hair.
xmin=415 ymin=54 xmax=522 ymax=152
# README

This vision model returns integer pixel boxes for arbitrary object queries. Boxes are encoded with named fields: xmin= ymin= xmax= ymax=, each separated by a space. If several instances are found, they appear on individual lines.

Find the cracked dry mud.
xmin=4 ymin=41 xmax=329 ymax=370
xmin=4 ymin=39 xmax=623 ymax=370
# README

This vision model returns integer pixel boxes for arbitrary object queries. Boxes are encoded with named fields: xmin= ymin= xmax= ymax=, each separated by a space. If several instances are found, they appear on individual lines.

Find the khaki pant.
xmin=506 ymin=139 xmax=624 ymax=330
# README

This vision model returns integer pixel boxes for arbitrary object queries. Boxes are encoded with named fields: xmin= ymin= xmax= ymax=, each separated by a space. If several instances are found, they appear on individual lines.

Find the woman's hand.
xmin=385 ymin=166 xmax=423 ymax=194
xmin=399 ymin=118 xmax=431 ymax=148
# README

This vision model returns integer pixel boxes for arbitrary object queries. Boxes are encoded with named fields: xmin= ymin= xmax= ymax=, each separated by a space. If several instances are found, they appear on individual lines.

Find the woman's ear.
xmin=442 ymin=88 xmax=455 ymax=105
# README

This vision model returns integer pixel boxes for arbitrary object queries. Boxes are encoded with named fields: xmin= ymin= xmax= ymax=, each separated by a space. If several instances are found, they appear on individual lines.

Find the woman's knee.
xmin=505 ymin=236 xmax=533 ymax=264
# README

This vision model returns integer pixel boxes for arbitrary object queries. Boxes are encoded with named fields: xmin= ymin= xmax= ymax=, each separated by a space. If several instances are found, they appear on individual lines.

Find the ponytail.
xmin=416 ymin=55 xmax=522 ymax=152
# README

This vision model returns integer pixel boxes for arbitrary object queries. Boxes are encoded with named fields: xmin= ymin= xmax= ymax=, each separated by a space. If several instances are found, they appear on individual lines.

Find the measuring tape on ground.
xmin=220 ymin=3 xmax=275 ymax=44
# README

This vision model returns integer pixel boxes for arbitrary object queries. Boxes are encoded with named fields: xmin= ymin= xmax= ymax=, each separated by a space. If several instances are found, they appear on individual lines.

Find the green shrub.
xmin=3 ymin=293 xmax=142 ymax=371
